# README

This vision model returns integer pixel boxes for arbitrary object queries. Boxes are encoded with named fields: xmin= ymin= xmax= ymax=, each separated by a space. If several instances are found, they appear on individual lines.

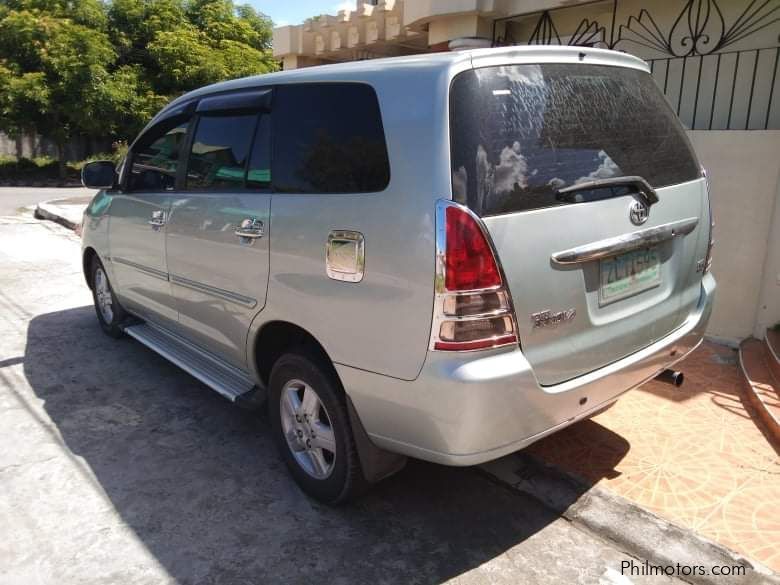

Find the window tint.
xmin=273 ymin=83 xmax=390 ymax=193
xmin=129 ymin=119 xmax=189 ymax=191
xmin=450 ymin=64 xmax=701 ymax=216
xmin=186 ymin=114 xmax=257 ymax=190
xmin=247 ymin=114 xmax=271 ymax=187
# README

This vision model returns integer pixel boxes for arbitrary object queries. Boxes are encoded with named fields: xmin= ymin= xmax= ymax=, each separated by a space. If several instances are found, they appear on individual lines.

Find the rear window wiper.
xmin=555 ymin=176 xmax=659 ymax=208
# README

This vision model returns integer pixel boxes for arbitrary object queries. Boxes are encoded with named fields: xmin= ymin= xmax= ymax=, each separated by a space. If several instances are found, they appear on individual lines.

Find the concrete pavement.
xmin=34 ymin=196 xmax=92 ymax=230
xmin=0 ymin=216 xmax=693 ymax=584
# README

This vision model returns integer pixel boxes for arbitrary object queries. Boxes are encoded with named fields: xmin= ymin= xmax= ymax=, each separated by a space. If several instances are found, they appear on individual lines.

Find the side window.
xmin=186 ymin=114 xmax=258 ymax=190
xmin=128 ymin=119 xmax=189 ymax=192
xmin=273 ymin=83 xmax=390 ymax=194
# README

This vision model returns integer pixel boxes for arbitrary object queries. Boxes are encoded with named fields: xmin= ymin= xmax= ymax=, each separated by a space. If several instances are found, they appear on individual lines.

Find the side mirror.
xmin=82 ymin=160 xmax=117 ymax=189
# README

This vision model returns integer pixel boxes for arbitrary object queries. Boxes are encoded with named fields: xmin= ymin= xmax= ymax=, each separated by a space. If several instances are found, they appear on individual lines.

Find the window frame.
xmin=123 ymin=116 xmax=195 ymax=194
xmin=269 ymin=81 xmax=391 ymax=195
xmin=180 ymin=112 xmax=268 ymax=193
xmin=176 ymin=88 xmax=274 ymax=195
xmin=448 ymin=63 xmax=701 ymax=217
xmin=122 ymin=81 xmax=390 ymax=196
xmin=122 ymin=101 xmax=198 ymax=194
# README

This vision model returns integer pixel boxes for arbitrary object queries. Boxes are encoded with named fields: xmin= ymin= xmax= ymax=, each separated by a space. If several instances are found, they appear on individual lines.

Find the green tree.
xmin=0 ymin=3 xmax=120 ymax=178
xmin=0 ymin=0 xmax=277 ymax=180
xmin=107 ymin=0 xmax=276 ymax=95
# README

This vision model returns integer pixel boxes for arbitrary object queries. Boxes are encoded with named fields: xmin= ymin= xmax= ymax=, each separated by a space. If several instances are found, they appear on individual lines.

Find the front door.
xmin=108 ymin=116 xmax=191 ymax=327
xmin=165 ymin=110 xmax=272 ymax=369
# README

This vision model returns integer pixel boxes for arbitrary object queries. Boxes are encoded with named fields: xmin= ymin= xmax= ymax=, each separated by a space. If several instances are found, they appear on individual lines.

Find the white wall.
xmin=687 ymin=130 xmax=780 ymax=341
xmin=754 ymin=172 xmax=780 ymax=336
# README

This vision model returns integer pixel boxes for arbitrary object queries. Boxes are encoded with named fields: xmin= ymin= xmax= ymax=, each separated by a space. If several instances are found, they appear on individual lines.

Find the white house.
xmin=274 ymin=0 xmax=780 ymax=344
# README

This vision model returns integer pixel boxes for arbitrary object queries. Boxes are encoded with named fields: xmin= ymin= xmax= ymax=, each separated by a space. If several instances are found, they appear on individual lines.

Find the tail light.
xmin=702 ymin=168 xmax=714 ymax=273
xmin=430 ymin=201 xmax=519 ymax=351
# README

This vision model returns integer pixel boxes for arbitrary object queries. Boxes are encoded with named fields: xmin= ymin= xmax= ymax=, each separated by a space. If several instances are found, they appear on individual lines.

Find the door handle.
xmin=148 ymin=210 xmax=166 ymax=228
xmin=550 ymin=217 xmax=699 ymax=265
xmin=235 ymin=218 xmax=264 ymax=239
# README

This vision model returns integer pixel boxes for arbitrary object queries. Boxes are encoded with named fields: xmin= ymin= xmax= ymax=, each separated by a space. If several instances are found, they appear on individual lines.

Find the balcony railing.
xmin=493 ymin=0 xmax=780 ymax=130
xmin=650 ymin=47 xmax=780 ymax=130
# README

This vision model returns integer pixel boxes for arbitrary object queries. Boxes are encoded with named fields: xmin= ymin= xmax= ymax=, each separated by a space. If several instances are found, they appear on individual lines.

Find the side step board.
xmin=124 ymin=322 xmax=264 ymax=407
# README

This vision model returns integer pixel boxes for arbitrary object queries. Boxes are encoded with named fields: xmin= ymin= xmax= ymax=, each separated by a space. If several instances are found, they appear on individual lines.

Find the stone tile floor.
xmin=528 ymin=341 xmax=780 ymax=571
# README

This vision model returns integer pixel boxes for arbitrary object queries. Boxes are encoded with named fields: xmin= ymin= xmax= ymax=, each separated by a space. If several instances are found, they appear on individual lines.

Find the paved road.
xmin=0 ymin=186 xmax=95 ymax=216
xmin=0 ymin=212 xmax=684 ymax=585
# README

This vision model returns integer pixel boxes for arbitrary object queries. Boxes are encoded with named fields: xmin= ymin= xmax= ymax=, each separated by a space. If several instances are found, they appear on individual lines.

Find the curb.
xmin=739 ymin=339 xmax=780 ymax=449
xmin=34 ymin=201 xmax=82 ymax=231
xmin=480 ymin=453 xmax=779 ymax=585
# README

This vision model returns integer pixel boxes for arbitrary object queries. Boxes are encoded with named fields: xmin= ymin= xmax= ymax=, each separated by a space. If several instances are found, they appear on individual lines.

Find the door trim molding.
xmin=112 ymin=256 xmax=170 ymax=281
xmin=170 ymin=273 xmax=257 ymax=309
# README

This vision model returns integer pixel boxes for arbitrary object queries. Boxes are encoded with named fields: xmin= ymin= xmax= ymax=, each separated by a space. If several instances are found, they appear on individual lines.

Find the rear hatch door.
xmin=449 ymin=61 xmax=706 ymax=386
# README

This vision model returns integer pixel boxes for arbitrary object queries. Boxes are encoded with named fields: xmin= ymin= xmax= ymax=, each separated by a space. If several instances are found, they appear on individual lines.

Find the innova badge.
xmin=531 ymin=308 xmax=576 ymax=329
xmin=629 ymin=200 xmax=649 ymax=226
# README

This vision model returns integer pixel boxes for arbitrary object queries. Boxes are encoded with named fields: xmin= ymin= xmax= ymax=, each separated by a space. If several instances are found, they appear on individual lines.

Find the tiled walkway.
xmin=528 ymin=341 xmax=780 ymax=571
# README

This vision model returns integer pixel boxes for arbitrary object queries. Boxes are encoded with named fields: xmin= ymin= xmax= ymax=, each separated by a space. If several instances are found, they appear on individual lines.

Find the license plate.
xmin=599 ymin=247 xmax=661 ymax=306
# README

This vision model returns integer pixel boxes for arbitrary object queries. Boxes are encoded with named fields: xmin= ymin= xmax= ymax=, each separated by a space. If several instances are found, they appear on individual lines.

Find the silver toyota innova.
xmin=81 ymin=46 xmax=716 ymax=503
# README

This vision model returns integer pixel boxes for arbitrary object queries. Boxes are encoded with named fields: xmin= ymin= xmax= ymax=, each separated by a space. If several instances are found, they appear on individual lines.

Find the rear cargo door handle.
xmin=551 ymin=217 xmax=699 ymax=265
xmin=235 ymin=218 xmax=264 ymax=239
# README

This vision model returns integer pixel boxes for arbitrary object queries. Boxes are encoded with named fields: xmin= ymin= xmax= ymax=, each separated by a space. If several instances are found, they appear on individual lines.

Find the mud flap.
xmin=346 ymin=396 xmax=407 ymax=483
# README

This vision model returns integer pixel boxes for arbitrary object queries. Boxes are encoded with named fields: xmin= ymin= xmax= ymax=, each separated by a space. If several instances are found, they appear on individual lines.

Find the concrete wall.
xmin=688 ymin=130 xmax=780 ymax=341
xmin=754 ymin=171 xmax=780 ymax=336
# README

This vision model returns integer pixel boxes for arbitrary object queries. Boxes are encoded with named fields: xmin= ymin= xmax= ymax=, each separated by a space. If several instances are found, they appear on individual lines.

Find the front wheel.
xmin=90 ymin=257 xmax=127 ymax=338
xmin=269 ymin=352 xmax=366 ymax=504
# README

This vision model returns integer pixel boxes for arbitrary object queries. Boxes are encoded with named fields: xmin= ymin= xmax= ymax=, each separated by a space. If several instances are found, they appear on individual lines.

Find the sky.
xmin=248 ymin=1 xmax=354 ymax=27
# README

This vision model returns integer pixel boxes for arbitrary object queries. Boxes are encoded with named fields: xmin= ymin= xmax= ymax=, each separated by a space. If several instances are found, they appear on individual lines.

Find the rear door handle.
xmin=148 ymin=210 xmax=166 ymax=228
xmin=551 ymin=217 xmax=699 ymax=265
xmin=235 ymin=218 xmax=264 ymax=239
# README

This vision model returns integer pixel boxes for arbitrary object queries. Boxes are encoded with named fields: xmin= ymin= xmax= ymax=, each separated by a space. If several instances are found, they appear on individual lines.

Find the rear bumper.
xmin=337 ymin=273 xmax=715 ymax=466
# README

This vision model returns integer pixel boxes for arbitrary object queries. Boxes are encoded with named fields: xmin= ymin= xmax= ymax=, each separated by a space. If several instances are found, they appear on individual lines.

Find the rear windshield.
xmin=450 ymin=63 xmax=701 ymax=216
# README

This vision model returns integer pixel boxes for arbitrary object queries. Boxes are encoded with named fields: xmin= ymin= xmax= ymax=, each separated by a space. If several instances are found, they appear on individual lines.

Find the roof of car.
xmin=156 ymin=45 xmax=649 ymax=122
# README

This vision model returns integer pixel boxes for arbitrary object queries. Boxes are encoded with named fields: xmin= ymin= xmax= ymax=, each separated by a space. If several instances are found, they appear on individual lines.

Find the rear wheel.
xmin=90 ymin=257 xmax=127 ymax=338
xmin=269 ymin=352 xmax=366 ymax=504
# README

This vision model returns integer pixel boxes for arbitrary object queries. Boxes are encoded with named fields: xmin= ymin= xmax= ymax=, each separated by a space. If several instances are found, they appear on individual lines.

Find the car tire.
xmin=90 ymin=256 xmax=127 ymax=338
xmin=269 ymin=351 xmax=366 ymax=504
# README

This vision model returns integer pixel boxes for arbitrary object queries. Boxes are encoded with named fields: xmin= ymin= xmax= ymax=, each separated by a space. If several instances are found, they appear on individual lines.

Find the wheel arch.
xmin=251 ymin=320 xmax=407 ymax=483
xmin=252 ymin=320 xmax=337 ymax=388
xmin=83 ymin=247 xmax=98 ymax=289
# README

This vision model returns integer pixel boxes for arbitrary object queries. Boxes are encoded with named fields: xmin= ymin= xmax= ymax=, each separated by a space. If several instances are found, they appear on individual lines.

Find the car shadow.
xmin=23 ymin=306 xmax=630 ymax=584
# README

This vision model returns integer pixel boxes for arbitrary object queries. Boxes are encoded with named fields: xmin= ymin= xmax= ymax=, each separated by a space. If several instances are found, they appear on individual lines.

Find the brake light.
xmin=431 ymin=202 xmax=519 ymax=352
xmin=444 ymin=206 xmax=501 ymax=291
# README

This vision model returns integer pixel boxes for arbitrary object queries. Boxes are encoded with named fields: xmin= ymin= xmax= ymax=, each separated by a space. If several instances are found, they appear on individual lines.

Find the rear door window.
xmin=450 ymin=63 xmax=701 ymax=216
xmin=186 ymin=114 xmax=258 ymax=190
xmin=272 ymin=83 xmax=390 ymax=193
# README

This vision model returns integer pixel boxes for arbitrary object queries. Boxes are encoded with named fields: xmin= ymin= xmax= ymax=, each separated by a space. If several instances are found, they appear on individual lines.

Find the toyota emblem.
xmin=629 ymin=200 xmax=649 ymax=226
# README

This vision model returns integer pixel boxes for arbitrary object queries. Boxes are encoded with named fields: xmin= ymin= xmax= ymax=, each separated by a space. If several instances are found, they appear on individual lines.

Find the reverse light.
xmin=430 ymin=202 xmax=519 ymax=351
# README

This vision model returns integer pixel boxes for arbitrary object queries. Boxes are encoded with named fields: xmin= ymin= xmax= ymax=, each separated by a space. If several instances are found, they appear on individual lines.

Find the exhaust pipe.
xmin=656 ymin=369 xmax=684 ymax=387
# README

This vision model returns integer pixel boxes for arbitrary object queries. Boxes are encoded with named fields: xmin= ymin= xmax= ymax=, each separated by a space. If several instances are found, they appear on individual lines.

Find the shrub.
xmin=0 ymin=155 xmax=79 ymax=182
xmin=0 ymin=139 xmax=130 ymax=183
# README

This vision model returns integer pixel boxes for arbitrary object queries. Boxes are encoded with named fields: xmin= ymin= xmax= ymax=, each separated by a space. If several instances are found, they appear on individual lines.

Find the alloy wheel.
xmin=279 ymin=379 xmax=337 ymax=479
xmin=94 ymin=267 xmax=114 ymax=323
